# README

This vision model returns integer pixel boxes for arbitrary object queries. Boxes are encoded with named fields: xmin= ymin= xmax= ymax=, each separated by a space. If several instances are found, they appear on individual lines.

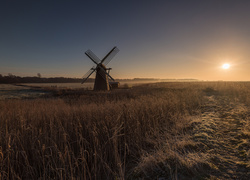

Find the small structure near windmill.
xmin=82 ymin=46 xmax=120 ymax=91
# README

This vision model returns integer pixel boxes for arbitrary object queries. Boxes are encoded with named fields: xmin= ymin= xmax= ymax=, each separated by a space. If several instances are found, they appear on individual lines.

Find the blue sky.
xmin=1 ymin=0 xmax=250 ymax=80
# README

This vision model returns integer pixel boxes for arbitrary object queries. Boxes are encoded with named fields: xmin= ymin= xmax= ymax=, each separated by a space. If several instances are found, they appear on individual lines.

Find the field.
xmin=0 ymin=81 xmax=158 ymax=100
xmin=23 ymin=80 xmax=161 ymax=89
xmin=0 ymin=82 xmax=249 ymax=179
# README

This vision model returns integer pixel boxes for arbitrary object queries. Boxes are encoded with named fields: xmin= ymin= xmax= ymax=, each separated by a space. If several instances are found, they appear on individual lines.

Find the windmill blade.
xmin=85 ymin=50 xmax=101 ymax=65
xmin=107 ymin=74 xmax=115 ymax=81
xmin=82 ymin=66 xmax=96 ymax=79
xmin=81 ymin=66 xmax=96 ymax=84
xmin=101 ymin=46 xmax=119 ymax=65
xmin=99 ymin=66 xmax=115 ymax=81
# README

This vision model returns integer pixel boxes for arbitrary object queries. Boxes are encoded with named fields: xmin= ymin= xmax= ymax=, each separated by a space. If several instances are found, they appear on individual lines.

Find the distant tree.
xmin=8 ymin=73 xmax=15 ymax=77
xmin=0 ymin=74 xmax=2 ymax=78
xmin=37 ymin=73 xmax=41 ymax=78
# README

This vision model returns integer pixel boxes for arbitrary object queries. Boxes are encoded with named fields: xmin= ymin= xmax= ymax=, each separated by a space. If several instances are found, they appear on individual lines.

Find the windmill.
xmin=81 ymin=46 xmax=119 ymax=91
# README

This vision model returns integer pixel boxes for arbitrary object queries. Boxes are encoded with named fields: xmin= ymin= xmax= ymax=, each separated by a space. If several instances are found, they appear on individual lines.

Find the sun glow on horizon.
xmin=222 ymin=63 xmax=230 ymax=69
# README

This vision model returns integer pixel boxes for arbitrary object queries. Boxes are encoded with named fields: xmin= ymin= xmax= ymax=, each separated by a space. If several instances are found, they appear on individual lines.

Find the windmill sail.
xmin=102 ymin=47 xmax=119 ymax=65
xmin=81 ymin=66 xmax=96 ymax=84
xmin=85 ymin=50 xmax=101 ymax=64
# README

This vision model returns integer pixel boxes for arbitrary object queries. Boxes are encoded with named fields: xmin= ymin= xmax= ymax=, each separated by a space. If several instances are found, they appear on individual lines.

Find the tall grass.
xmin=0 ymin=82 xmax=249 ymax=179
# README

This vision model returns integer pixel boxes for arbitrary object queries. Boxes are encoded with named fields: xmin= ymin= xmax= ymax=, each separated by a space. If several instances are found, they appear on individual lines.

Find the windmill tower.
xmin=82 ymin=46 xmax=119 ymax=91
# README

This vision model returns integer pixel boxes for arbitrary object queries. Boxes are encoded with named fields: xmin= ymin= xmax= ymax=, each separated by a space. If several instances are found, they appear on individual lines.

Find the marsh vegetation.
xmin=0 ymin=82 xmax=249 ymax=179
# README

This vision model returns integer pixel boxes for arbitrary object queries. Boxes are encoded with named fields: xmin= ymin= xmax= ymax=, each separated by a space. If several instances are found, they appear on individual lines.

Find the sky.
xmin=1 ymin=0 xmax=250 ymax=81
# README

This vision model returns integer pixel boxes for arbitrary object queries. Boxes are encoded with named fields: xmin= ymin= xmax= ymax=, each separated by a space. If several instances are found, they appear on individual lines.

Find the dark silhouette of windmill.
xmin=81 ymin=46 xmax=119 ymax=91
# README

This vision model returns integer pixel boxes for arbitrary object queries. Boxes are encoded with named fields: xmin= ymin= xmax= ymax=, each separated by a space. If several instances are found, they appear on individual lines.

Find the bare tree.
xmin=8 ymin=73 xmax=15 ymax=77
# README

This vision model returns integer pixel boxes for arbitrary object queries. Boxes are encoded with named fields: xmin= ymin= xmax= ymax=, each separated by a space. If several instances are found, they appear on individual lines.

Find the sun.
xmin=222 ymin=63 xmax=230 ymax=69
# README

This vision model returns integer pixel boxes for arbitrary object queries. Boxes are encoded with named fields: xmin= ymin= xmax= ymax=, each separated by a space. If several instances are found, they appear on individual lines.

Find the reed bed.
xmin=0 ymin=82 xmax=249 ymax=179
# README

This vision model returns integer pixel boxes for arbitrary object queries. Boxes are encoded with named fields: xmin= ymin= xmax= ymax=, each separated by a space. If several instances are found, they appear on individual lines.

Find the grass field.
xmin=0 ymin=81 xmax=158 ymax=100
xmin=0 ymin=82 xmax=249 ymax=179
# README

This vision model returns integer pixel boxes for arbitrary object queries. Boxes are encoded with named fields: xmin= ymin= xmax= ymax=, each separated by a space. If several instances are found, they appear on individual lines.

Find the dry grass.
xmin=0 ymin=82 xmax=250 ymax=179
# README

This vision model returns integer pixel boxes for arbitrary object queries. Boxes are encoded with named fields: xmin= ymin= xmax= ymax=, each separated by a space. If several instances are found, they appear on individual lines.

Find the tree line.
xmin=0 ymin=74 xmax=94 ymax=84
